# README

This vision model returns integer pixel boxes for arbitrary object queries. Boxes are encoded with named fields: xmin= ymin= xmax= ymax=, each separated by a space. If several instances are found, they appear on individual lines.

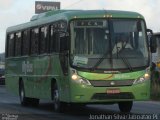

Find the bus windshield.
xmin=70 ymin=19 xmax=149 ymax=71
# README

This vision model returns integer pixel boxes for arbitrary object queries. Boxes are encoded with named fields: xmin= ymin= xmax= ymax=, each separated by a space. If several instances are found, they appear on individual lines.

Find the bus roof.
xmin=6 ymin=10 xmax=144 ymax=33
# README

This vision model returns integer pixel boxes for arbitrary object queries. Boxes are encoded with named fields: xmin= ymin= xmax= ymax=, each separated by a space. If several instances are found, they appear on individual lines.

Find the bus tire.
xmin=69 ymin=103 xmax=86 ymax=111
xmin=19 ymin=81 xmax=29 ymax=106
xmin=19 ymin=81 xmax=39 ymax=107
xmin=31 ymin=98 xmax=39 ymax=107
xmin=118 ymin=101 xmax=133 ymax=113
xmin=53 ymin=83 xmax=65 ymax=112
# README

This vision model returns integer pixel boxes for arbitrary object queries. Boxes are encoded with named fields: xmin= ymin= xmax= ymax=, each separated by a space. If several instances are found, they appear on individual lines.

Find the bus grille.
xmin=91 ymin=92 xmax=134 ymax=100
xmin=89 ymin=79 xmax=134 ymax=87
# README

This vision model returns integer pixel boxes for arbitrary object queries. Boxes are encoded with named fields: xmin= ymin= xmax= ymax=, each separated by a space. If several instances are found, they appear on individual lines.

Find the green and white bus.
xmin=5 ymin=10 xmax=156 ymax=112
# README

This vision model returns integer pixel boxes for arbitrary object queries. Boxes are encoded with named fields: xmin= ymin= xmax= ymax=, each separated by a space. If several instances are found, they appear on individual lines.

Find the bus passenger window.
xmin=60 ymin=32 xmax=68 ymax=52
xmin=15 ymin=32 xmax=21 ymax=56
xmin=50 ymin=24 xmax=57 ymax=53
xmin=7 ymin=33 xmax=15 ymax=57
xmin=40 ymin=26 xmax=48 ymax=54
xmin=22 ymin=30 xmax=30 ymax=56
xmin=31 ymin=28 xmax=39 ymax=55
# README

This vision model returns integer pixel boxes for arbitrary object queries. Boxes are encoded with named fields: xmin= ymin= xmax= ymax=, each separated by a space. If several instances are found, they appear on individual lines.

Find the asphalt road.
xmin=0 ymin=85 xmax=160 ymax=120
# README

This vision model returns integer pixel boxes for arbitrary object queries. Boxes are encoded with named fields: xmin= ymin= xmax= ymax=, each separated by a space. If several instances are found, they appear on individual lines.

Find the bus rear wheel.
xmin=53 ymin=83 xmax=65 ymax=112
xmin=118 ymin=101 xmax=133 ymax=113
xmin=19 ymin=81 xmax=39 ymax=106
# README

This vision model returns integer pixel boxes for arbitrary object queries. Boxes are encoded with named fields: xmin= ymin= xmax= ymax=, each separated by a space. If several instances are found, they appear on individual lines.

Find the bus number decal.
xmin=22 ymin=61 xmax=33 ymax=74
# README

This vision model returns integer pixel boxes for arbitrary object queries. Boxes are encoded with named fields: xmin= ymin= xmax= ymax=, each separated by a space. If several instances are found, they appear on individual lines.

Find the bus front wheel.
xmin=118 ymin=101 xmax=133 ymax=113
xmin=53 ymin=83 xmax=65 ymax=112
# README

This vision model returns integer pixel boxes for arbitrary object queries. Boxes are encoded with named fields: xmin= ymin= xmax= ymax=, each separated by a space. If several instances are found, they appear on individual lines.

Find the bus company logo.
xmin=36 ymin=4 xmax=59 ymax=11
xmin=22 ymin=61 xmax=33 ymax=74
xmin=110 ymin=81 xmax=115 ymax=86
xmin=36 ymin=4 xmax=42 ymax=10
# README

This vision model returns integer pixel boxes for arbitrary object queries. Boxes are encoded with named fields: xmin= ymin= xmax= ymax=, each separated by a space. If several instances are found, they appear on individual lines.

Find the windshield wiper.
xmin=91 ymin=50 xmax=111 ymax=71
xmin=118 ymin=53 xmax=133 ymax=72
xmin=115 ymin=42 xmax=133 ymax=72
xmin=91 ymin=49 xmax=133 ymax=72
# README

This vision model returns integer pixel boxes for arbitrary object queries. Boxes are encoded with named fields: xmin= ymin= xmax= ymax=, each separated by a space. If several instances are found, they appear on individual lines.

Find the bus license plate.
xmin=106 ymin=89 xmax=120 ymax=94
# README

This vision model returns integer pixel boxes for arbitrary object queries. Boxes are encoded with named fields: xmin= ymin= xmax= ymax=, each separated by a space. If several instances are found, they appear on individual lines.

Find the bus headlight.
xmin=71 ymin=74 xmax=78 ymax=80
xmin=71 ymin=74 xmax=91 ymax=86
xmin=133 ymin=73 xmax=150 ymax=85
xmin=144 ymin=73 xmax=150 ymax=79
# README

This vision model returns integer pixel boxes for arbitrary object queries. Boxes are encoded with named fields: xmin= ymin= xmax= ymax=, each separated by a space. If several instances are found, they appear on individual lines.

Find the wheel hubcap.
xmin=20 ymin=88 xmax=24 ymax=102
xmin=54 ymin=89 xmax=59 ymax=109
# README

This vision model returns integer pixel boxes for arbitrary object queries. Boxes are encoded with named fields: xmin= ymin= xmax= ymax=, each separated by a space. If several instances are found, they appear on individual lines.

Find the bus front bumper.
xmin=69 ymin=80 xmax=150 ymax=103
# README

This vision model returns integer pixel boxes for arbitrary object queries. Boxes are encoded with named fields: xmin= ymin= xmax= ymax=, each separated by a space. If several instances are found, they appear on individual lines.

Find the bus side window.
xmin=60 ymin=32 xmax=68 ymax=52
xmin=50 ymin=24 xmax=58 ymax=53
xmin=22 ymin=30 xmax=30 ymax=56
xmin=31 ymin=28 xmax=39 ymax=55
xmin=15 ymin=32 xmax=21 ymax=56
xmin=40 ymin=26 xmax=48 ymax=54
xmin=7 ymin=33 xmax=15 ymax=57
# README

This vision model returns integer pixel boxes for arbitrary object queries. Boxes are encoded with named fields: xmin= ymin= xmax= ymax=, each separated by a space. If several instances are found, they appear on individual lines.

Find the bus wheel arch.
xmin=19 ymin=78 xmax=39 ymax=106
xmin=51 ymin=78 xmax=57 ymax=100
xmin=19 ymin=78 xmax=28 ymax=106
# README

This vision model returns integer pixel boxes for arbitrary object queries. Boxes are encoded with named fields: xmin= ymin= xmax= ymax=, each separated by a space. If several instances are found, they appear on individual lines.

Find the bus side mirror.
xmin=147 ymin=29 xmax=157 ymax=53
xmin=150 ymin=36 xmax=157 ymax=53
xmin=150 ymin=35 xmax=157 ymax=53
xmin=137 ymin=20 xmax=142 ymax=31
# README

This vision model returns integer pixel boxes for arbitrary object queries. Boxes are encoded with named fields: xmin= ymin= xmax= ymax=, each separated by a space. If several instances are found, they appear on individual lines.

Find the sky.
xmin=0 ymin=0 xmax=160 ymax=53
